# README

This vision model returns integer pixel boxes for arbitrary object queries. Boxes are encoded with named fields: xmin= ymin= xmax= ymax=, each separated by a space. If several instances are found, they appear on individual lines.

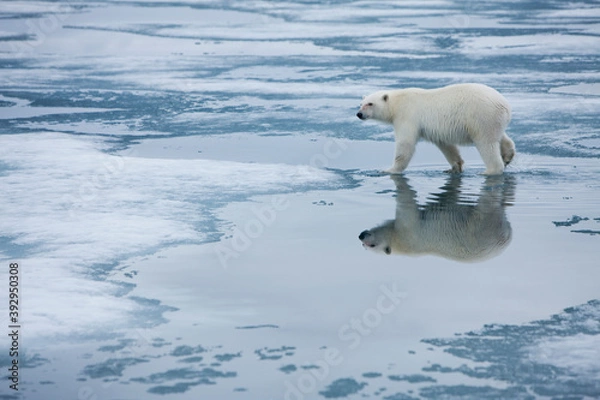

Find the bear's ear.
xmin=382 ymin=94 xmax=388 ymax=102
xmin=384 ymin=246 xmax=391 ymax=255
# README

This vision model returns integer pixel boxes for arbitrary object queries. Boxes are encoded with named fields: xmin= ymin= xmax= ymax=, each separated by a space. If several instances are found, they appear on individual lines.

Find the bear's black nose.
xmin=356 ymin=112 xmax=364 ymax=120
xmin=358 ymin=230 xmax=371 ymax=240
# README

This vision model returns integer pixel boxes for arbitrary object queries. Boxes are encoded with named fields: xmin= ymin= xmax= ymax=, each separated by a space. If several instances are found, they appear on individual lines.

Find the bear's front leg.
xmin=385 ymin=122 xmax=418 ymax=174
xmin=385 ymin=138 xmax=416 ymax=174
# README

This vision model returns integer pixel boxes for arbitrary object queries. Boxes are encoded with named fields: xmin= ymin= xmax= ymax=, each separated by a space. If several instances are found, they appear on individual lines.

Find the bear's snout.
xmin=359 ymin=230 xmax=377 ymax=249
xmin=359 ymin=230 xmax=371 ymax=240
xmin=356 ymin=112 xmax=365 ymax=120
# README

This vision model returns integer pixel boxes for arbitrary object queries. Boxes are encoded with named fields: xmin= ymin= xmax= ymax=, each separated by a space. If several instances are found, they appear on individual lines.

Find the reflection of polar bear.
xmin=359 ymin=175 xmax=515 ymax=262
xmin=357 ymin=83 xmax=515 ymax=175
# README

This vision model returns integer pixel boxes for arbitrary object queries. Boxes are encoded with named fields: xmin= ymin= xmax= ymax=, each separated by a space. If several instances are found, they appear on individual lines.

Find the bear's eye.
xmin=367 ymin=102 xmax=373 ymax=106
xmin=384 ymin=246 xmax=391 ymax=255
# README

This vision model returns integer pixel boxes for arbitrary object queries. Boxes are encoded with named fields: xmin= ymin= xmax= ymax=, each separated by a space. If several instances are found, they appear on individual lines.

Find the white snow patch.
xmin=461 ymin=34 xmax=600 ymax=56
xmin=549 ymin=83 xmax=600 ymax=96
xmin=527 ymin=334 xmax=600 ymax=381
xmin=0 ymin=132 xmax=340 ymax=338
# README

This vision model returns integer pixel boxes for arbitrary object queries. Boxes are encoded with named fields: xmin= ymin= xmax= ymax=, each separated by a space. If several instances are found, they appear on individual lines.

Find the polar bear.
xmin=357 ymin=83 xmax=515 ymax=175
xmin=358 ymin=175 xmax=514 ymax=262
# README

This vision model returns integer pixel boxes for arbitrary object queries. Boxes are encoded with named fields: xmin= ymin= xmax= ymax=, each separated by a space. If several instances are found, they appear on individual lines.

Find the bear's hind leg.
xmin=500 ymin=134 xmax=515 ymax=166
xmin=475 ymin=141 xmax=505 ymax=175
xmin=437 ymin=144 xmax=464 ymax=173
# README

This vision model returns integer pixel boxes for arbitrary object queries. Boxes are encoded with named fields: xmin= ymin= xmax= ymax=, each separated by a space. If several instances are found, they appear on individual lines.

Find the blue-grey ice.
xmin=0 ymin=1 xmax=599 ymax=399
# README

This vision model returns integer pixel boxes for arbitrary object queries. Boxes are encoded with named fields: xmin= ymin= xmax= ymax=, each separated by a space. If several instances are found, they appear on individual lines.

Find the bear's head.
xmin=357 ymin=91 xmax=391 ymax=123
xmin=358 ymin=221 xmax=394 ymax=255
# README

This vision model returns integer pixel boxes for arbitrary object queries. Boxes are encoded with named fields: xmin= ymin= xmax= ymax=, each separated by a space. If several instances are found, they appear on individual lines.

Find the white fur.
xmin=359 ymin=175 xmax=514 ymax=262
xmin=357 ymin=83 xmax=515 ymax=175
